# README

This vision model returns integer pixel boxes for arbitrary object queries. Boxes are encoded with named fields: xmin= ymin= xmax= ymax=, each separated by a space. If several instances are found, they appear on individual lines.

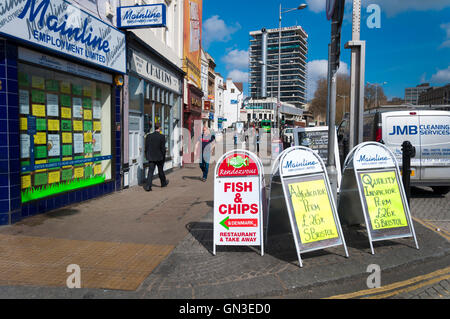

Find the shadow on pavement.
xmin=182 ymin=176 xmax=202 ymax=181
xmin=411 ymin=186 xmax=445 ymax=198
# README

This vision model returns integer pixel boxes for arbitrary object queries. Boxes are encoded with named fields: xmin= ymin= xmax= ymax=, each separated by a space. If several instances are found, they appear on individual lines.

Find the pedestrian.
xmin=233 ymin=129 xmax=238 ymax=148
xmin=144 ymin=123 xmax=169 ymax=191
xmin=255 ymin=128 xmax=260 ymax=154
xmin=195 ymin=126 xmax=215 ymax=182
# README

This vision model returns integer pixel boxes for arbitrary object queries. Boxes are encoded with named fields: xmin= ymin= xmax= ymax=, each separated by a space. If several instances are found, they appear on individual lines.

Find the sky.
xmin=202 ymin=0 xmax=450 ymax=101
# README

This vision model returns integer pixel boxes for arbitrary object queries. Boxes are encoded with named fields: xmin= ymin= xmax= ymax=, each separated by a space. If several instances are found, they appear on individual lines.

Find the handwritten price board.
xmin=287 ymin=178 xmax=339 ymax=244
xmin=359 ymin=171 xmax=409 ymax=231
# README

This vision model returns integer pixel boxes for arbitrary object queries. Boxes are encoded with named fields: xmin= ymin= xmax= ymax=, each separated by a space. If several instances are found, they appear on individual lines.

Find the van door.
xmin=418 ymin=111 xmax=450 ymax=183
xmin=382 ymin=111 xmax=421 ymax=181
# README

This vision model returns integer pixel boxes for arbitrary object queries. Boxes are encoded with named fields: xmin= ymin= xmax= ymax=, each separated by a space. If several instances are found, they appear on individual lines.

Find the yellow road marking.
xmin=326 ymin=266 xmax=450 ymax=299
xmin=413 ymin=217 xmax=450 ymax=241
xmin=364 ymin=274 xmax=450 ymax=299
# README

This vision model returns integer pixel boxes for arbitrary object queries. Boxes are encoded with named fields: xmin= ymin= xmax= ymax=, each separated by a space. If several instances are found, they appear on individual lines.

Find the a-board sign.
xmin=293 ymin=126 xmax=342 ymax=189
xmin=213 ymin=150 xmax=266 ymax=256
xmin=338 ymin=142 xmax=419 ymax=254
xmin=277 ymin=146 xmax=348 ymax=267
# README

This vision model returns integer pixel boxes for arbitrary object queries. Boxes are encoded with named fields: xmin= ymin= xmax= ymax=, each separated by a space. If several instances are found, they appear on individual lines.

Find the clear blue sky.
xmin=202 ymin=0 xmax=450 ymax=100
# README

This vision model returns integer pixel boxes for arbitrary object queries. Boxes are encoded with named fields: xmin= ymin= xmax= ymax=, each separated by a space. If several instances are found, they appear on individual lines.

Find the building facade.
xmin=0 ymin=0 xmax=127 ymax=224
xmin=404 ymin=83 xmax=431 ymax=105
xmin=223 ymin=79 xmax=244 ymax=128
xmin=417 ymin=84 xmax=450 ymax=106
xmin=249 ymin=26 xmax=308 ymax=109
xmin=215 ymin=73 xmax=225 ymax=131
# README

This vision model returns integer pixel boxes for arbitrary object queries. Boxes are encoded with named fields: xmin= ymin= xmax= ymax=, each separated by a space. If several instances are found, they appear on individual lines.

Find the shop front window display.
xmin=18 ymin=63 xmax=113 ymax=203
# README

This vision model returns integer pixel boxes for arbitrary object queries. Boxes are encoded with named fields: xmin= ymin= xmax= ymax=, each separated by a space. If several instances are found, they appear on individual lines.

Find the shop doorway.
xmin=128 ymin=115 xmax=144 ymax=186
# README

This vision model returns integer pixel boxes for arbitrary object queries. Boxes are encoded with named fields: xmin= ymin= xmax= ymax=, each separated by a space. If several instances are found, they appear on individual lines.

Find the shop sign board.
xmin=277 ymin=146 xmax=348 ymax=267
xmin=0 ymin=0 xmax=126 ymax=73
xmin=213 ymin=150 xmax=266 ymax=256
xmin=117 ymin=3 xmax=166 ymax=29
xmin=338 ymin=142 xmax=419 ymax=254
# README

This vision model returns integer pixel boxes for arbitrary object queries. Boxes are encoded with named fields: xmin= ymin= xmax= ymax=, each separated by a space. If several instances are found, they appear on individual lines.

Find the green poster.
xmin=85 ymin=166 xmax=93 ymax=178
xmin=62 ymin=144 xmax=72 ymax=156
xmin=61 ymin=95 xmax=71 ymax=107
xmin=19 ymin=73 xmax=29 ymax=87
xmin=83 ymin=97 xmax=92 ymax=108
xmin=96 ymin=87 xmax=102 ymax=99
xmin=34 ymin=145 xmax=47 ymax=159
xmin=46 ymin=80 xmax=59 ymax=91
xmin=49 ymin=158 xmax=60 ymax=163
xmin=61 ymin=120 xmax=72 ymax=131
xmin=84 ymin=121 xmax=92 ymax=131
xmin=84 ymin=143 xmax=93 ymax=153
xmin=62 ymin=169 xmax=73 ymax=181
xmin=34 ymin=173 xmax=48 ymax=186
xmin=21 ymin=161 xmax=30 ymax=167
xmin=72 ymin=84 xmax=82 ymax=96
xmin=31 ymin=90 xmax=45 ymax=103
xmin=36 ymin=118 xmax=46 ymax=131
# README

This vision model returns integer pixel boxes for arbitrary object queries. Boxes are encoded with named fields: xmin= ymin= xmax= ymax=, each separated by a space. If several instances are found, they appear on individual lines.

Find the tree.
xmin=309 ymin=74 xmax=350 ymax=124
xmin=365 ymin=83 xmax=387 ymax=110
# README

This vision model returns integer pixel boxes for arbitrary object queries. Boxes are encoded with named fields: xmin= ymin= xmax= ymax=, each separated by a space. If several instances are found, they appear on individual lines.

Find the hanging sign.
xmin=276 ymin=146 xmax=348 ymax=267
xmin=117 ymin=3 xmax=167 ymax=29
xmin=213 ymin=150 xmax=266 ymax=256
xmin=338 ymin=142 xmax=419 ymax=254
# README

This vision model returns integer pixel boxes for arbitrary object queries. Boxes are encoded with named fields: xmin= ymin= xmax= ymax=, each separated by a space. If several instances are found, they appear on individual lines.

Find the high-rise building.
xmin=249 ymin=26 xmax=308 ymax=108
xmin=404 ymin=83 xmax=431 ymax=105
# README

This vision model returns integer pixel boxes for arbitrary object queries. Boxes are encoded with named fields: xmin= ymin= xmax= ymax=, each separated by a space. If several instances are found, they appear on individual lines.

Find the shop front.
xmin=0 ymin=0 xmax=126 ymax=224
xmin=183 ymin=84 xmax=203 ymax=164
xmin=126 ymin=43 xmax=183 ymax=187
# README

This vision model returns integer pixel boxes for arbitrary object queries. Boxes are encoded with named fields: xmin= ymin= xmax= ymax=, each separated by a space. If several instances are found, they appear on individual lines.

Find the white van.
xmin=338 ymin=108 xmax=450 ymax=194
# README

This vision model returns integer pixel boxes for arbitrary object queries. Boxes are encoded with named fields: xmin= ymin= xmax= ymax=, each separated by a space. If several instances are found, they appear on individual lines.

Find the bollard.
xmin=401 ymin=141 xmax=416 ymax=205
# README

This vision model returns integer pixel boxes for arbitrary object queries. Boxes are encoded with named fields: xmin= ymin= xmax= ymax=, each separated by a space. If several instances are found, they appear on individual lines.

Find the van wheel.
xmin=431 ymin=186 xmax=450 ymax=195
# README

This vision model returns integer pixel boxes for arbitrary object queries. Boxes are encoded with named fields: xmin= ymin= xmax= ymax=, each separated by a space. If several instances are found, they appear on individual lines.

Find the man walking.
xmin=144 ymin=124 xmax=169 ymax=191
xmin=195 ymin=126 xmax=215 ymax=182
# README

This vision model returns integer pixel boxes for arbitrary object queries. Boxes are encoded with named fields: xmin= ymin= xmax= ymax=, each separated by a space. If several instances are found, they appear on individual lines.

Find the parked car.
xmin=338 ymin=108 xmax=450 ymax=195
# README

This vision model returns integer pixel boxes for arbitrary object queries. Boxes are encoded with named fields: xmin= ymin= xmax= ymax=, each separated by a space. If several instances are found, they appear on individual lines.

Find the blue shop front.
xmin=0 ymin=0 xmax=126 ymax=224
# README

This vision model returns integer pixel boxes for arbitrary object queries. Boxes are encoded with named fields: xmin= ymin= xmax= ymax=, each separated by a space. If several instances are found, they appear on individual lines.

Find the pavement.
xmin=0 ymin=149 xmax=448 ymax=299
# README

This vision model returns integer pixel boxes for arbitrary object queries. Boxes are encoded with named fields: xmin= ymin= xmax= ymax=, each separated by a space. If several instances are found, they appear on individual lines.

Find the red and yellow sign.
xmin=183 ymin=0 xmax=202 ymax=88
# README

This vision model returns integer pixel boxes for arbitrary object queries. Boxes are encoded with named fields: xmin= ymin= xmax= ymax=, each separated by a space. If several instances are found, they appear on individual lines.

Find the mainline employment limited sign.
xmin=0 ymin=0 xmax=126 ymax=73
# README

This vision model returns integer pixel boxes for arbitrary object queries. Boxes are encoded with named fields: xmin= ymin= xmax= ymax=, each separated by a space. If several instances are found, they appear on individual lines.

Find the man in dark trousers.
xmin=144 ymin=124 xmax=169 ymax=191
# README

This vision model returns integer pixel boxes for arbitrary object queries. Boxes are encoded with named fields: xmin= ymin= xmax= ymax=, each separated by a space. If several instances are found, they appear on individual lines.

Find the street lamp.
xmin=367 ymin=81 xmax=387 ymax=108
xmin=277 ymin=3 xmax=308 ymax=136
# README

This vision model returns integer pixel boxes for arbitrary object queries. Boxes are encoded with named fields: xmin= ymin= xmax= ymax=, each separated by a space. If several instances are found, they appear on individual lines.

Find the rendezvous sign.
xmin=0 ymin=0 xmax=126 ymax=73
xmin=117 ymin=3 xmax=166 ymax=29
xmin=213 ymin=150 xmax=265 ymax=256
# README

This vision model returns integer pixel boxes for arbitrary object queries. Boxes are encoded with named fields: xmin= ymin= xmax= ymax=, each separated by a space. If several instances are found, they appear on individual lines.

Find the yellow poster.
xmin=20 ymin=117 xmax=27 ymax=130
xmin=93 ymin=121 xmax=101 ymax=131
xmin=21 ymin=175 xmax=31 ymax=189
xmin=32 ymin=76 xmax=45 ymax=89
xmin=288 ymin=179 xmax=339 ymax=244
xmin=48 ymin=119 xmax=60 ymax=131
xmin=35 ymin=159 xmax=47 ymax=173
xmin=62 ymin=132 xmax=72 ymax=144
xmin=73 ymin=120 xmax=83 ymax=131
xmin=62 ymin=157 xmax=73 ymax=168
xmin=359 ymin=171 xmax=408 ymax=230
xmin=84 ymin=109 xmax=92 ymax=120
xmin=48 ymin=171 xmax=60 ymax=184
xmin=74 ymin=167 xmax=84 ymax=179
xmin=32 ymin=104 xmax=46 ymax=117
xmin=34 ymin=132 xmax=46 ymax=144
xmin=84 ymin=132 xmax=92 ymax=143
xmin=94 ymin=164 xmax=102 ymax=175
xmin=60 ymin=81 xmax=71 ymax=94
xmin=61 ymin=107 xmax=72 ymax=119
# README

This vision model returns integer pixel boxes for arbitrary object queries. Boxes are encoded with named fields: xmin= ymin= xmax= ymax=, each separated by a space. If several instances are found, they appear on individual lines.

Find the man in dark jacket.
xmin=144 ymin=124 xmax=168 ymax=191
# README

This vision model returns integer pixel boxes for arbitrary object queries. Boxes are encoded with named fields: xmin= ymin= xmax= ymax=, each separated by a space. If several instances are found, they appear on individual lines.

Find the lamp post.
xmin=278 ymin=3 xmax=308 ymax=137
xmin=367 ymin=81 xmax=387 ymax=108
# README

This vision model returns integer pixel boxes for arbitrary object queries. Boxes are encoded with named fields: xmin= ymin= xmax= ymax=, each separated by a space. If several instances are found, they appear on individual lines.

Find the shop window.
xmin=129 ymin=76 xmax=143 ymax=112
xmin=18 ymin=63 xmax=112 ymax=204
